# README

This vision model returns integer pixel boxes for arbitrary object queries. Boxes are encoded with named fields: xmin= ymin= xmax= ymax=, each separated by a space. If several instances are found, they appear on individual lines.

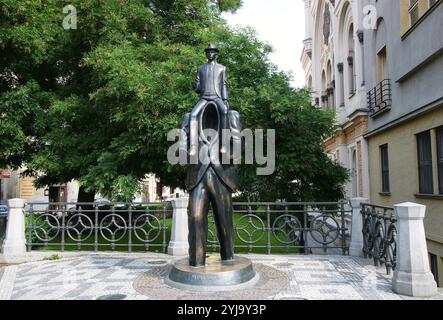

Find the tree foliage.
xmin=0 ymin=0 xmax=348 ymax=202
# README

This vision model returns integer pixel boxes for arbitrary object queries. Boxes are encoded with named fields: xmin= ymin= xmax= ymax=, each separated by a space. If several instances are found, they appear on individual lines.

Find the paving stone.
xmin=2 ymin=253 xmax=442 ymax=300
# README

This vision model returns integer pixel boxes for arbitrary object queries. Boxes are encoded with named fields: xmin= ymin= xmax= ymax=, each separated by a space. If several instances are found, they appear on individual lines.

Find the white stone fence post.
xmin=392 ymin=202 xmax=437 ymax=297
xmin=349 ymin=197 xmax=368 ymax=257
xmin=1 ymin=198 xmax=27 ymax=263
xmin=167 ymin=197 xmax=189 ymax=256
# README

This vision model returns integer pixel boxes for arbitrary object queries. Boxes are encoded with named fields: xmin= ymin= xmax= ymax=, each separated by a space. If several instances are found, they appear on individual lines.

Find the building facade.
xmin=302 ymin=0 xmax=370 ymax=199
xmin=302 ymin=0 xmax=443 ymax=287
xmin=363 ymin=0 xmax=443 ymax=287
xmin=0 ymin=169 xmax=184 ymax=204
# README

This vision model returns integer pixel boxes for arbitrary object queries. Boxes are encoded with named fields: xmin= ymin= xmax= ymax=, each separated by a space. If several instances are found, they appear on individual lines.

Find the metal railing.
xmin=367 ymin=79 xmax=392 ymax=116
xmin=25 ymin=202 xmax=172 ymax=253
xmin=210 ymin=201 xmax=351 ymax=255
xmin=25 ymin=201 xmax=351 ymax=255
xmin=361 ymin=203 xmax=397 ymax=274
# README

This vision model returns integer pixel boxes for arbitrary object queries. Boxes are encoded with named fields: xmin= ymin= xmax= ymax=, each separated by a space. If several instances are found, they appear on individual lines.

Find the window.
xmin=352 ymin=150 xmax=358 ymax=197
xmin=347 ymin=24 xmax=356 ymax=96
xmin=437 ymin=127 xmax=443 ymax=194
xmin=380 ymin=144 xmax=390 ymax=193
xmin=409 ymin=0 xmax=420 ymax=26
xmin=377 ymin=46 xmax=388 ymax=83
xmin=430 ymin=0 xmax=439 ymax=7
xmin=417 ymin=131 xmax=434 ymax=194
xmin=429 ymin=253 xmax=440 ymax=287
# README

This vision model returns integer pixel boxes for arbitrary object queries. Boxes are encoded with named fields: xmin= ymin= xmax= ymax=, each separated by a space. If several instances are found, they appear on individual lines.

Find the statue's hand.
xmin=223 ymin=100 xmax=229 ymax=109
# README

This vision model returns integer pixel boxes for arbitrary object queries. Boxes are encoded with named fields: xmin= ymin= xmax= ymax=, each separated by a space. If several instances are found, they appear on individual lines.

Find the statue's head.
xmin=205 ymin=44 xmax=219 ymax=61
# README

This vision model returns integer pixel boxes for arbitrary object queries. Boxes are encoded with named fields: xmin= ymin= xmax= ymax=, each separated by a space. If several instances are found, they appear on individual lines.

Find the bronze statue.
xmin=180 ymin=44 xmax=242 ymax=267
xmin=189 ymin=44 xmax=229 ymax=156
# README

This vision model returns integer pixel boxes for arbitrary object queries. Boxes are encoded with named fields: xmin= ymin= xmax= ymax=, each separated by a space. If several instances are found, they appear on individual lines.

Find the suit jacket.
xmin=180 ymin=109 xmax=242 ymax=192
xmin=194 ymin=63 xmax=229 ymax=101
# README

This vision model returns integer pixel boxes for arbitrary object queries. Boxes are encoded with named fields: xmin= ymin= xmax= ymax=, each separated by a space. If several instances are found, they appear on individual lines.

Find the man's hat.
xmin=204 ymin=44 xmax=219 ymax=52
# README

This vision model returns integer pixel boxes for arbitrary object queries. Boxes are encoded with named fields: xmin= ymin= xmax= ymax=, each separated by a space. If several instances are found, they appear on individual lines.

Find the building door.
xmin=49 ymin=186 xmax=67 ymax=211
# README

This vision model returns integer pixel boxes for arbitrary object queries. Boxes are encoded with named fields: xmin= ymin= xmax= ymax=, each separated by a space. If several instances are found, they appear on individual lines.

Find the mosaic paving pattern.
xmin=0 ymin=253 xmax=441 ymax=300
xmin=133 ymin=263 xmax=290 ymax=300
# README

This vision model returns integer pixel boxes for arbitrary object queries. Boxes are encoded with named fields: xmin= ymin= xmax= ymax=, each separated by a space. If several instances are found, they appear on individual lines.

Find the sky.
xmin=223 ymin=0 xmax=306 ymax=88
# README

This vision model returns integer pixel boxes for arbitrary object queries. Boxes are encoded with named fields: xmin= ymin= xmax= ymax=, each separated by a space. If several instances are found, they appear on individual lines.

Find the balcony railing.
xmin=367 ymin=79 xmax=392 ymax=116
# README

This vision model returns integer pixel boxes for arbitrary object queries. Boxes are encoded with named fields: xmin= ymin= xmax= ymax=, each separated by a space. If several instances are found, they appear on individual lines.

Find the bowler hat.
xmin=204 ymin=44 xmax=219 ymax=52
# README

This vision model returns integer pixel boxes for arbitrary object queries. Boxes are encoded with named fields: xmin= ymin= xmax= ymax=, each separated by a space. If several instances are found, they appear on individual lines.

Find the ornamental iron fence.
xmin=25 ymin=202 xmax=172 ymax=253
xmin=361 ymin=203 xmax=397 ymax=274
xmin=214 ymin=201 xmax=351 ymax=255
xmin=24 ymin=200 xmax=351 ymax=255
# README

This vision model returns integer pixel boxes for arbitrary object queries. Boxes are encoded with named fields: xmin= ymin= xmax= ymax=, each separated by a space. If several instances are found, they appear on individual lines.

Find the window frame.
xmin=437 ymin=126 xmax=443 ymax=194
xmin=429 ymin=253 xmax=440 ymax=287
xmin=429 ymin=0 xmax=439 ymax=8
xmin=409 ymin=0 xmax=420 ymax=27
xmin=416 ymin=131 xmax=434 ymax=194
xmin=380 ymin=144 xmax=390 ymax=193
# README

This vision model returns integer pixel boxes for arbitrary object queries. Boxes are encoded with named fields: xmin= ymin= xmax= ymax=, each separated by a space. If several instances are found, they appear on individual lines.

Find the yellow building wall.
xmin=19 ymin=176 xmax=35 ymax=200
xmin=400 ymin=0 xmax=441 ymax=35
xmin=368 ymin=106 xmax=443 ymax=286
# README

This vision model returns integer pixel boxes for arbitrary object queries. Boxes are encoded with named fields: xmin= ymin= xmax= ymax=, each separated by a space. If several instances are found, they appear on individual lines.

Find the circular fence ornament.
xmin=309 ymin=214 xmax=340 ymax=246
xmin=66 ymin=213 xmax=94 ymax=242
xmin=99 ymin=214 xmax=128 ymax=242
xmin=272 ymin=214 xmax=302 ymax=245
xmin=133 ymin=213 xmax=162 ymax=243
xmin=33 ymin=213 xmax=61 ymax=242
xmin=235 ymin=214 xmax=265 ymax=244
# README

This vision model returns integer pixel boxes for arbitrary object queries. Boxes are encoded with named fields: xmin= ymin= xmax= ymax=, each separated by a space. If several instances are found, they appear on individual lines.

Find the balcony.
xmin=303 ymin=38 xmax=312 ymax=59
xmin=367 ymin=79 xmax=392 ymax=117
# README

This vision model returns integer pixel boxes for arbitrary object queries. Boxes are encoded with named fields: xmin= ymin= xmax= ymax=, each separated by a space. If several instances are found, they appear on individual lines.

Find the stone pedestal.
xmin=166 ymin=255 xmax=258 ymax=291
xmin=349 ymin=197 xmax=368 ymax=257
xmin=167 ymin=198 xmax=189 ymax=256
xmin=392 ymin=202 xmax=438 ymax=297
xmin=1 ymin=199 xmax=26 ymax=264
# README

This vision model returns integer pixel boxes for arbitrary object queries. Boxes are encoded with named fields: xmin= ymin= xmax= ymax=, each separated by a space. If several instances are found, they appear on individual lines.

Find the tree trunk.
xmin=76 ymin=186 xmax=95 ymax=211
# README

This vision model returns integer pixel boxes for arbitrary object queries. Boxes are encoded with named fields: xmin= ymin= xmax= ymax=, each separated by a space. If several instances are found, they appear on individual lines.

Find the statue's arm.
xmin=193 ymin=67 xmax=201 ymax=94
xmin=222 ymin=66 xmax=229 ymax=102
xmin=229 ymin=110 xmax=242 ymax=162
xmin=179 ymin=113 xmax=191 ymax=164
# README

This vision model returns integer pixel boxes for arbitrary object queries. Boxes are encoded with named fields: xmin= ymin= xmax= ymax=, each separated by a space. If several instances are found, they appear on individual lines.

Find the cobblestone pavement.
xmin=0 ymin=253 xmax=441 ymax=300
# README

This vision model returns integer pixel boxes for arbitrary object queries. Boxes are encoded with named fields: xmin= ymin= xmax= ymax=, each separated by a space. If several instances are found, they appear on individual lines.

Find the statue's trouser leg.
xmin=207 ymin=167 xmax=235 ymax=261
xmin=215 ymin=99 xmax=229 ymax=153
xmin=190 ymin=100 xmax=207 ymax=156
xmin=188 ymin=180 xmax=210 ymax=267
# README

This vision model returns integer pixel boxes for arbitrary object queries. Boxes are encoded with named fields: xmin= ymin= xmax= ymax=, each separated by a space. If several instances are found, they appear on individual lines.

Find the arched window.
xmin=375 ymin=18 xmax=388 ymax=83
xmin=347 ymin=23 xmax=356 ymax=95
xmin=321 ymin=70 xmax=327 ymax=109
xmin=326 ymin=60 xmax=334 ymax=109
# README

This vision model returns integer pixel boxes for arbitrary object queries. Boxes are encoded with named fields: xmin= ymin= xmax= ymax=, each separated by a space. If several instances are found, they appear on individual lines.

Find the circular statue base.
xmin=165 ymin=255 xmax=258 ymax=291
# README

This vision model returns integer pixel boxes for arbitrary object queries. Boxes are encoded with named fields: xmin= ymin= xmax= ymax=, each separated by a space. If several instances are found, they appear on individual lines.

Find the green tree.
xmin=0 ymin=0 xmax=348 ymax=202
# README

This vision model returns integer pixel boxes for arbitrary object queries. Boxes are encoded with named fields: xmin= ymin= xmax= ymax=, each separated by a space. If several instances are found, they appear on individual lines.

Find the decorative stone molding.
xmin=167 ymin=198 xmax=190 ymax=256
xmin=347 ymin=56 xmax=354 ymax=66
xmin=392 ymin=202 xmax=438 ymax=297
xmin=337 ymin=63 xmax=344 ymax=72
xmin=357 ymin=30 xmax=364 ymax=44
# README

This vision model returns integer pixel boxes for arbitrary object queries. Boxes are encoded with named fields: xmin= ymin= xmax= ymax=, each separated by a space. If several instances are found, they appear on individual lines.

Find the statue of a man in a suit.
xmin=189 ymin=44 xmax=229 ymax=156
xmin=179 ymin=45 xmax=242 ymax=267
